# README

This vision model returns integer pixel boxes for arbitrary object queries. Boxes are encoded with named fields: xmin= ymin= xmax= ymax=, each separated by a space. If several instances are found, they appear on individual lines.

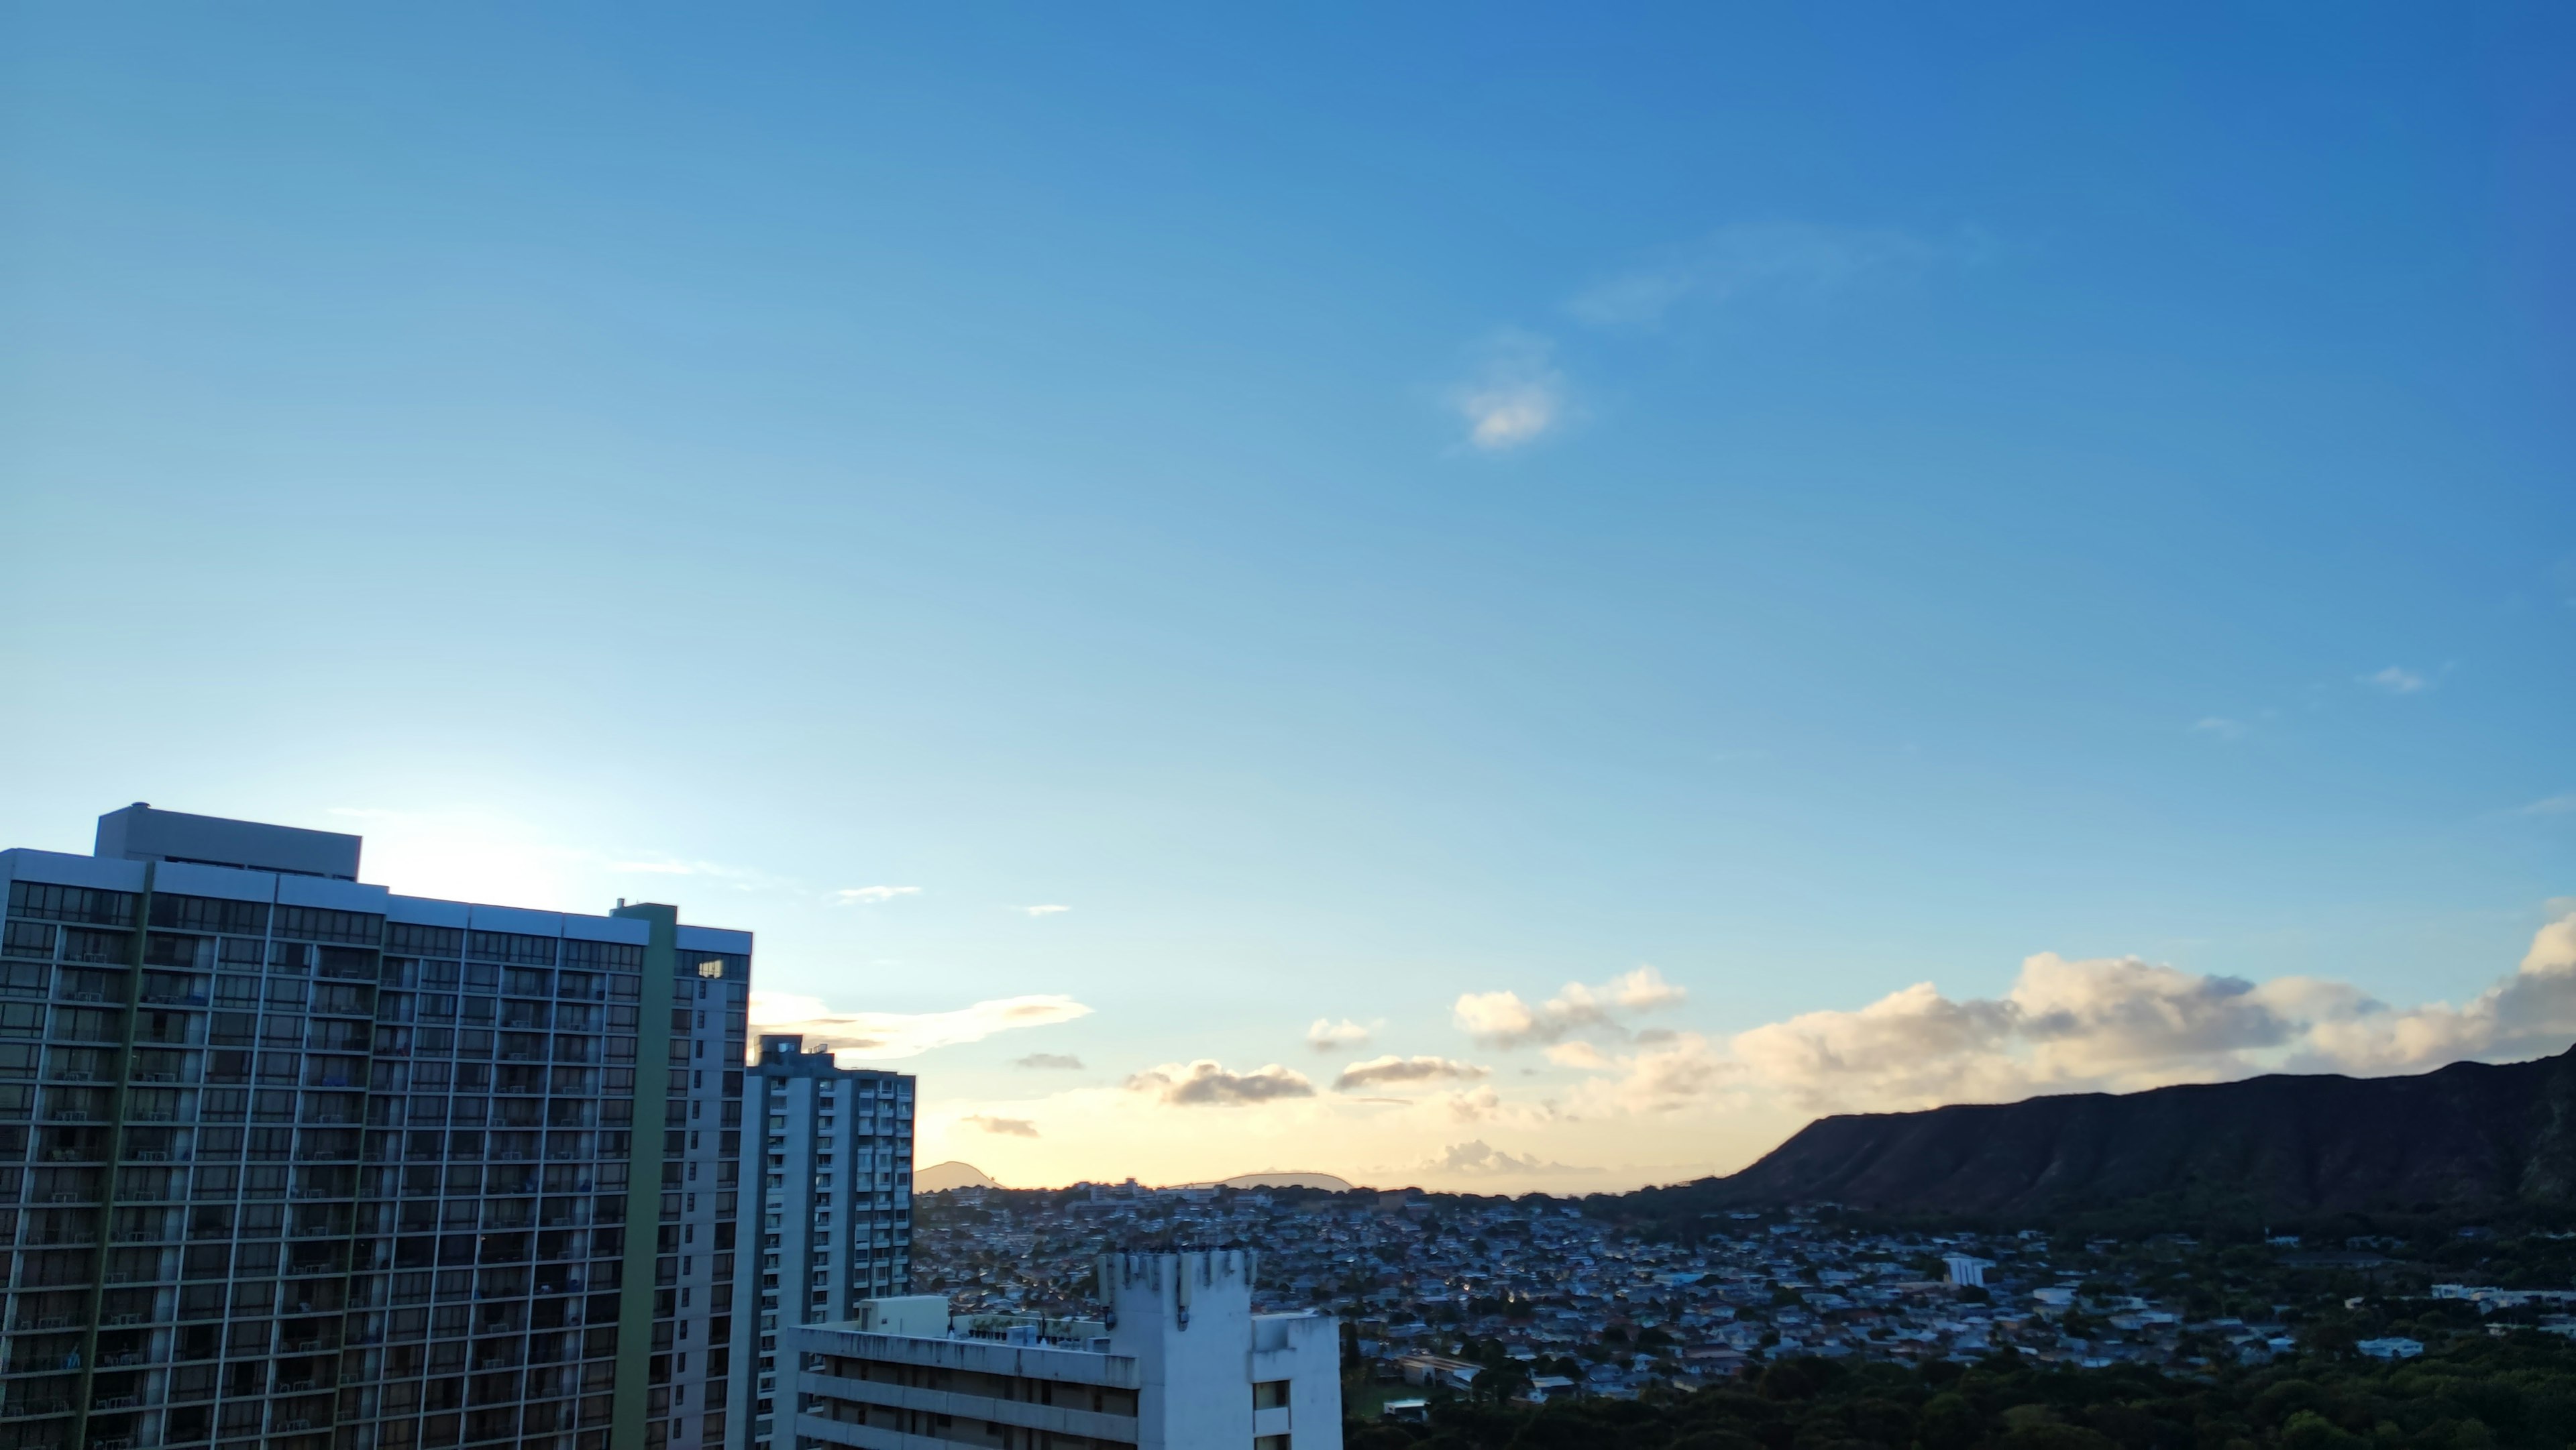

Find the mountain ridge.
xmin=1634 ymin=1046 xmax=2576 ymax=1225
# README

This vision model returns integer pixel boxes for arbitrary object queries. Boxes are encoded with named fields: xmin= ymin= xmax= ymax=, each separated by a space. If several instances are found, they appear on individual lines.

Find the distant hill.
xmin=1629 ymin=1046 xmax=2576 ymax=1227
xmin=916 ymin=1161 xmax=1000 ymax=1192
xmin=1202 ymin=1172 xmax=1356 ymax=1192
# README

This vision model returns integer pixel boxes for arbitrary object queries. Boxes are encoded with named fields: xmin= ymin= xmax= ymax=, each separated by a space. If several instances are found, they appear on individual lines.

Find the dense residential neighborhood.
xmin=912 ymin=1182 xmax=2576 ymax=1412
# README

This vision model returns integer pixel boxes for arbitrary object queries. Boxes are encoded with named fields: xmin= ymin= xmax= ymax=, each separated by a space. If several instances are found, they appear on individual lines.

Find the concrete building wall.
xmin=788 ymin=1253 xmax=1339 ymax=1450
xmin=1102 ymin=1250 xmax=1258 ymax=1450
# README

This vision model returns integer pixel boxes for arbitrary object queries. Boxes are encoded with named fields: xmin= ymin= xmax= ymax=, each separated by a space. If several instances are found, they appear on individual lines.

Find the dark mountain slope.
xmin=1653 ymin=1046 xmax=2576 ymax=1223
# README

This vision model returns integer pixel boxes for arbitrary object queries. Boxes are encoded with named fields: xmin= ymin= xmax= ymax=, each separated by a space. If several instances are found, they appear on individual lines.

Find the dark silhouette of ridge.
xmin=1641 ymin=1046 xmax=2576 ymax=1223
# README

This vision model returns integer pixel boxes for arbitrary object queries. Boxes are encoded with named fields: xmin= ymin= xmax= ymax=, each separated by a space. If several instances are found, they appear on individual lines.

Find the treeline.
xmin=1593 ymin=1186 xmax=2576 ymax=1249
xmin=1348 ymin=1337 xmax=2576 ymax=1450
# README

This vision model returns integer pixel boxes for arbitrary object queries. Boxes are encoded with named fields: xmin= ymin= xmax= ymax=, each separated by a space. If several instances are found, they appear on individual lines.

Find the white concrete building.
xmin=788 ymin=1249 xmax=1340 ymax=1450
xmin=729 ymin=1034 xmax=916 ymax=1450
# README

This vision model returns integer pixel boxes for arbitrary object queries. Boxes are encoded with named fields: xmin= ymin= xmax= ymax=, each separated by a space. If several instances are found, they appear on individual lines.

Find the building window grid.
xmin=0 ymin=890 xmax=731 ymax=1450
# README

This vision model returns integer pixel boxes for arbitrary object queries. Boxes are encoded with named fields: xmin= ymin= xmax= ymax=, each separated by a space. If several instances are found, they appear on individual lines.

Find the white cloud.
xmin=1544 ymin=1040 xmax=1611 ymax=1070
xmin=1014 ymin=904 xmax=1071 ymax=917
xmin=749 ymin=992 xmax=1091 ymax=1061
xmin=1606 ymin=966 xmax=1688 ymax=1010
xmin=2190 ymin=717 xmax=2247 ymax=740
xmin=1454 ymin=965 xmax=1687 ymax=1048
xmin=961 ymin=1115 xmax=1039 ymax=1138
xmin=1013 ymin=1052 xmax=1085 ymax=1070
xmin=1568 ymin=1031 xmax=1738 ymax=1115
xmin=1452 ymin=330 xmax=1564 ymax=451
xmin=1424 ymin=1139 xmax=1599 ymax=1178
xmin=2296 ymin=913 xmax=2576 ymax=1074
xmin=1332 ymin=1055 xmax=1489 ymax=1092
xmin=835 ymin=885 xmax=922 ymax=904
xmin=1647 ymin=909 xmax=2576 ymax=1116
xmin=2514 ymin=794 xmax=2576 ymax=817
xmin=1566 ymin=221 xmax=1982 ymax=329
xmin=1124 ymin=1060 xmax=1317 ymax=1108
xmin=1305 ymin=1017 xmax=1374 ymax=1052
xmin=2361 ymin=666 xmax=2428 ymax=694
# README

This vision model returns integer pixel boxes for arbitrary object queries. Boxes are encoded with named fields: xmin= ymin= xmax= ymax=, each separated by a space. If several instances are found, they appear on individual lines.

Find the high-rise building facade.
xmin=0 ymin=805 xmax=749 ymax=1450
xmin=727 ymin=1034 xmax=914 ymax=1450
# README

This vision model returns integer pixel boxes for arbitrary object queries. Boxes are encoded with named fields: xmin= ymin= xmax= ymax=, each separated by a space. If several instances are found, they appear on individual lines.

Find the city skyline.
xmin=6 ymin=7 xmax=2574 ymax=1194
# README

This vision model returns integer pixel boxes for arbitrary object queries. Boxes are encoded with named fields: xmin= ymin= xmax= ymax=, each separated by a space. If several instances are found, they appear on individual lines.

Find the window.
xmin=1256 ymin=1439 xmax=1293 ymax=1450
xmin=468 ymin=930 xmax=556 ymax=965
xmin=7 ymin=881 xmax=137 ymax=927
xmin=149 ymin=894 xmax=270 ymax=935
xmin=1254 ymin=1381 xmax=1292 ymax=1410
xmin=387 ymin=922 xmax=466 ymax=957
xmin=690 ymin=952 xmax=747 ymax=982
xmin=60 ymin=929 xmax=130 ymax=964
xmin=274 ymin=905 xmax=383 ymax=945
xmin=2 ymin=922 xmax=56 ymax=959
xmin=144 ymin=933 xmax=210 ymax=968
xmin=562 ymin=940 xmax=643 ymax=972
xmin=317 ymin=946 xmax=376 ymax=980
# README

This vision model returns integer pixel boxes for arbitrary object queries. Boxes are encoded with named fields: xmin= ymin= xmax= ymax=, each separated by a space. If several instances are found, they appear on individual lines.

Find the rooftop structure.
xmin=790 ymin=1249 xmax=1340 ymax=1449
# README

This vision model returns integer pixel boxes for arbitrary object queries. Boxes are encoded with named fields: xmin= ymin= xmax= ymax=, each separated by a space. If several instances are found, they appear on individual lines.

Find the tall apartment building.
xmin=0 ymin=805 xmax=750 ymax=1450
xmin=790 ymin=1250 xmax=1342 ymax=1450
xmin=725 ymin=1035 xmax=916 ymax=1450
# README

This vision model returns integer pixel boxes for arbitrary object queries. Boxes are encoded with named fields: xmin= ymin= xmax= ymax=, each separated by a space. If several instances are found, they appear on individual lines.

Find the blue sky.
xmin=5 ymin=5 xmax=2572 ymax=1188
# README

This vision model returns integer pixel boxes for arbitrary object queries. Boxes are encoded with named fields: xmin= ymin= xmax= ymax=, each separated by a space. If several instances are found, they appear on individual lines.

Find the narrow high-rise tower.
xmin=723 ymin=1034 xmax=914 ymax=1450
xmin=0 ymin=805 xmax=749 ymax=1450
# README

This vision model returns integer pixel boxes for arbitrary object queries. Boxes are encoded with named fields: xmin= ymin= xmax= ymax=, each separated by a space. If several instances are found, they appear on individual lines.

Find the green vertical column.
xmin=70 ymin=861 xmax=153 ymax=1450
xmin=609 ymin=903 xmax=679 ymax=1450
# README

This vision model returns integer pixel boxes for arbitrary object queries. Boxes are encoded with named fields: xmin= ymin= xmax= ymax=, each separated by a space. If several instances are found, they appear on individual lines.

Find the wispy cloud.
xmin=1012 ymin=1052 xmax=1085 ymax=1070
xmin=2360 ymin=665 xmax=2428 ymax=694
xmin=602 ymin=854 xmax=794 ymax=889
xmin=1306 ymin=1017 xmax=1374 ymax=1052
xmin=2189 ymin=717 xmax=2248 ymax=740
xmin=1454 ymin=966 xmax=1688 ymax=1048
xmin=2517 ymin=794 xmax=2576 ymax=818
xmin=834 ymin=885 xmax=922 ymax=905
xmin=1333 ymin=1055 xmax=1489 ymax=1092
xmin=1566 ymin=221 xmax=1984 ymax=329
xmin=749 ymin=992 xmax=1090 ymax=1060
xmin=1014 ymin=904 xmax=1071 ymax=917
xmin=1422 ymin=1139 xmax=1599 ymax=1178
xmin=1124 ymin=1060 xmax=1316 ymax=1107
xmin=961 ymin=1115 xmax=1039 ymax=1138
xmin=1451 ymin=330 xmax=1565 ymax=452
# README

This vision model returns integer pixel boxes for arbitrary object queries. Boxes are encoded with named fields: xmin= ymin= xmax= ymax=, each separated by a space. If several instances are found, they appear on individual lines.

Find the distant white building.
xmin=1943 ymin=1254 xmax=1992 ymax=1288
xmin=788 ymin=1249 xmax=1341 ymax=1449
xmin=1395 ymin=1353 xmax=1482 ymax=1390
